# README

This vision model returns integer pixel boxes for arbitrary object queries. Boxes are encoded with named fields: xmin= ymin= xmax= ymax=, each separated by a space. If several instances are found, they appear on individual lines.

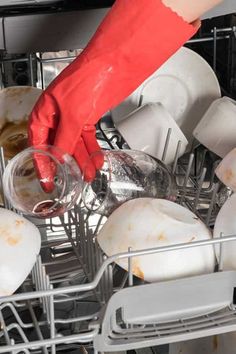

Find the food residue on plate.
xmin=0 ymin=120 xmax=28 ymax=159
xmin=0 ymin=226 xmax=22 ymax=246
xmin=15 ymin=219 xmax=25 ymax=227
xmin=132 ymin=259 xmax=144 ymax=280
xmin=5 ymin=86 xmax=32 ymax=99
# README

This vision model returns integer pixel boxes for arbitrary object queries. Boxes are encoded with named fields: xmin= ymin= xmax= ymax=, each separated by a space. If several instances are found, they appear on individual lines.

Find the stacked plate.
xmin=111 ymin=46 xmax=221 ymax=164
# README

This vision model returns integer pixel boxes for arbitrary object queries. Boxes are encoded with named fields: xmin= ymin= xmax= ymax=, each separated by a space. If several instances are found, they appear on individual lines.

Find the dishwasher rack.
xmin=1 ymin=26 xmax=236 ymax=354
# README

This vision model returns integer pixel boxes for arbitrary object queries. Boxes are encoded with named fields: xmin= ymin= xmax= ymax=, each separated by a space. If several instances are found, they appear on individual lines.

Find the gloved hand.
xmin=28 ymin=0 xmax=199 ymax=192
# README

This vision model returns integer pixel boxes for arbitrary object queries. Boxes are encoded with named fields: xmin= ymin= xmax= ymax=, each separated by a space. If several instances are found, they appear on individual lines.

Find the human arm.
xmin=28 ymin=0 xmax=222 ymax=190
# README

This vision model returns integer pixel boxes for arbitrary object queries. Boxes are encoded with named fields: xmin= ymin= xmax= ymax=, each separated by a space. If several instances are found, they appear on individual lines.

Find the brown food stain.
xmin=213 ymin=335 xmax=218 ymax=351
xmin=0 ymin=226 xmax=22 ymax=246
xmin=15 ymin=219 xmax=25 ymax=227
xmin=19 ymin=190 xmax=31 ymax=198
xmin=224 ymin=169 xmax=234 ymax=182
xmin=0 ymin=118 xmax=6 ymax=131
xmin=188 ymin=236 xmax=196 ymax=243
xmin=5 ymin=86 xmax=32 ymax=98
xmin=0 ymin=120 xmax=28 ymax=159
xmin=132 ymin=259 xmax=144 ymax=280
xmin=158 ymin=233 xmax=166 ymax=241
xmin=7 ymin=235 xmax=21 ymax=246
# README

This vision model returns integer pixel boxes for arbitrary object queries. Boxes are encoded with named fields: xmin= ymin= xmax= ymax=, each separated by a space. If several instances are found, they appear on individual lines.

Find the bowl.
xmin=0 ymin=208 xmax=41 ymax=296
xmin=97 ymin=198 xmax=215 ymax=282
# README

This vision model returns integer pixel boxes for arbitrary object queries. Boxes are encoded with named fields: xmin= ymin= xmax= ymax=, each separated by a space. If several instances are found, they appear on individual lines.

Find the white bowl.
xmin=0 ymin=86 xmax=42 ymax=159
xmin=214 ymin=193 xmax=236 ymax=269
xmin=97 ymin=198 xmax=215 ymax=282
xmin=0 ymin=208 xmax=41 ymax=296
xmin=116 ymin=103 xmax=188 ymax=165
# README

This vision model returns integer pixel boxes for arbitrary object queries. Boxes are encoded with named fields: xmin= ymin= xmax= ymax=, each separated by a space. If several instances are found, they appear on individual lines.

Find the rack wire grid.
xmin=0 ymin=25 xmax=236 ymax=354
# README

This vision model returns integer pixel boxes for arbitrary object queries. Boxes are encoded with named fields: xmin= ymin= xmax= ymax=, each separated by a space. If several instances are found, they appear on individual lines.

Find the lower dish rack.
xmin=1 ymin=25 xmax=236 ymax=354
xmin=0 ymin=120 xmax=236 ymax=354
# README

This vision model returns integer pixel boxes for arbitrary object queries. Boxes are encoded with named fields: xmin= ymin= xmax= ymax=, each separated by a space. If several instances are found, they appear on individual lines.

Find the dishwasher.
xmin=1 ymin=2 xmax=236 ymax=354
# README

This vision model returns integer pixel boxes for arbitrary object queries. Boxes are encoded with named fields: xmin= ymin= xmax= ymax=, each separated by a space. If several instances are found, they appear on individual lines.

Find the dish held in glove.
xmin=2 ymin=146 xmax=177 ymax=218
xmin=97 ymin=198 xmax=215 ymax=282
xmin=0 ymin=208 xmax=41 ymax=296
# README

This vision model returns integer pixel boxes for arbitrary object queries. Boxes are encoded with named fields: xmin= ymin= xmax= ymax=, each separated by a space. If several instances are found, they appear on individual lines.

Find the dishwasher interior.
xmin=0 ymin=8 xmax=236 ymax=354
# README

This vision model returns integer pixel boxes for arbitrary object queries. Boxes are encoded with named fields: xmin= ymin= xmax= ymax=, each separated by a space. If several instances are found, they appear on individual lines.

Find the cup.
xmin=116 ymin=102 xmax=188 ymax=165
xmin=193 ymin=97 xmax=236 ymax=158
xmin=2 ymin=146 xmax=82 ymax=218
xmin=215 ymin=148 xmax=236 ymax=192
xmin=82 ymin=150 xmax=177 ymax=216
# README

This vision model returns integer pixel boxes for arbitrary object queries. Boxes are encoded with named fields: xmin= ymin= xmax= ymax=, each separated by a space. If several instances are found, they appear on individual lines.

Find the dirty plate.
xmin=0 ymin=86 xmax=42 ymax=159
xmin=0 ymin=208 xmax=41 ymax=296
xmin=214 ymin=193 xmax=236 ymax=270
xmin=97 ymin=198 xmax=215 ymax=283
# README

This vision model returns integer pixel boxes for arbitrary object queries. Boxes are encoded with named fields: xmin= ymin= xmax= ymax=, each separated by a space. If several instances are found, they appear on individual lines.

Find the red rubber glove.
xmin=28 ymin=0 xmax=199 ymax=191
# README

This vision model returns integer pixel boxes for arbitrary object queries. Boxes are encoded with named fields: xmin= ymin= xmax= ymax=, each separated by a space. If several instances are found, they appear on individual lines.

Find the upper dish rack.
xmin=0 ymin=27 xmax=236 ymax=354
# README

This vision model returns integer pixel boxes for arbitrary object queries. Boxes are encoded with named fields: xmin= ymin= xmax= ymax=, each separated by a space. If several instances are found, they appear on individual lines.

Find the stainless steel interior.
xmin=0 ymin=9 xmax=236 ymax=354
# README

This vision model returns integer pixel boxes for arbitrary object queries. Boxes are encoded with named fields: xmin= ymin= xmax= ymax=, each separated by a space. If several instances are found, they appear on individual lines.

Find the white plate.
xmin=0 ymin=86 xmax=43 ymax=204
xmin=0 ymin=86 xmax=42 ymax=129
xmin=213 ymin=193 xmax=236 ymax=269
xmin=0 ymin=86 xmax=43 ymax=159
xmin=170 ymin=332 xmax=236 ymax=354
xmin=111 ymin=47 xmax=221 ymax=142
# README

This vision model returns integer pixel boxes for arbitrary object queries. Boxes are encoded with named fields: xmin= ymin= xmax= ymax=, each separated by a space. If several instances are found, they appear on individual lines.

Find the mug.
xmin=193 ymin=97 xmax=236 ymax=158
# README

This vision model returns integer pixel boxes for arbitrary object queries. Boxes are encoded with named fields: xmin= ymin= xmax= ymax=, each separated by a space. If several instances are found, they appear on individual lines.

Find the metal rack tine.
xmin=161 ymin=128 xmax=172 ymax=163
xmin=128 ymin=247 xmax=133 ymax=287
xmin=193 ymin=167 xmax=207 ymax=212
xmin=172 ymin=140 xmax=182 ymax=174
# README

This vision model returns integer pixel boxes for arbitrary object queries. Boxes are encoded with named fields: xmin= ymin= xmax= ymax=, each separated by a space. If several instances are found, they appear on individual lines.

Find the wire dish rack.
xmin=0 ymin=26 xmax=236 ymax=354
